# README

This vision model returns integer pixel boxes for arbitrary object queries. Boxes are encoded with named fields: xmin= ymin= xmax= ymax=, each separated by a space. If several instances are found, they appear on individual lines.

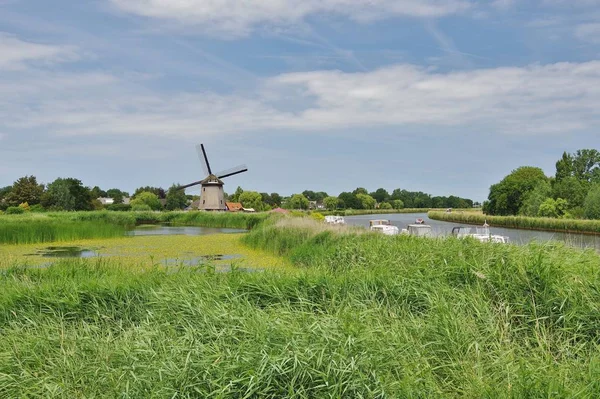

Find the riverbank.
xmin=322 ymin=208 xmax=474 ymax=216
xmin=428 ymin=211 xmax=600 ymax=235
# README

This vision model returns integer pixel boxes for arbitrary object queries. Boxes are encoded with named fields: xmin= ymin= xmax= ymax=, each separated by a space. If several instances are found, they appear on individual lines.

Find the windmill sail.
xmin=196 ymin=144 xmax=212 ymax=176
xmin=216 ymin=164 xmax=248 ymax=179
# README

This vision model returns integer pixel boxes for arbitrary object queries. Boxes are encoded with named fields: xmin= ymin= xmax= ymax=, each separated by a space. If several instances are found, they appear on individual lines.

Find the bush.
xmin=106 ymin=204 xmax=132 ymax=212
xmin=131 ymin=204 xmax=152 ymax=212
xmin=5 ymin=206 xmax=25 ymax=215
xmin=584 ymin=185 xmax=600 ymax=220
xmin=30 ymin=204 xmax=45 ymax=213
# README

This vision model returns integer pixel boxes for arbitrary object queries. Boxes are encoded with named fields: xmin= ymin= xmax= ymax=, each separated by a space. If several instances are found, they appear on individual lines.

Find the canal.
xmin=345 ymin=213 xmax=600 ymax=251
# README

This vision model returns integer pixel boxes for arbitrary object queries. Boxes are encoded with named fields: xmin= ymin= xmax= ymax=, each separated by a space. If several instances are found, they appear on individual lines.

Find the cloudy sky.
xmin=1 ymin=0 xmax=599 ymax=201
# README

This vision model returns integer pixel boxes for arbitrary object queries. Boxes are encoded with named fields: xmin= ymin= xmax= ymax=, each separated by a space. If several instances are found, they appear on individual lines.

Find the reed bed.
xmin=428 ymin=211 xmax=600 ymax=234
xmin=0 ymin=211 xmax=270 ymax=244
xmin=0 ymin=219 xmax=125 ymax=244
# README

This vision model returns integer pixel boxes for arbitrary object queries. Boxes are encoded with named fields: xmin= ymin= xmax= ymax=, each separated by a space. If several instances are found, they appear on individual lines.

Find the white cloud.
xmin=109 ymin=0 xmax=472 ymax=35
xmin=575 ymin=23 xmax=600 ymax=43
xmin=2 ymin=58 xmax=599 ymax=139
xmin=0 ymin=33 xmax=78 ymax=69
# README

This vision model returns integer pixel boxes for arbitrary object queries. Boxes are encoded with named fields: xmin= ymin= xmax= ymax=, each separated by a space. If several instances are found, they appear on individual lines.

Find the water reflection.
xmin=127 ymin=225 xmax=247 ymax=236
xmin=345 ymin=213 xmax=600 ymax=250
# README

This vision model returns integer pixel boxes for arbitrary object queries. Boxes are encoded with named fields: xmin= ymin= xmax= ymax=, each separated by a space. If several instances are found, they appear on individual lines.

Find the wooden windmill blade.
xmin=196 ymin=144 xmax=212 ymax=176
xmin=216 ymin=165 xmax=248 ymax=179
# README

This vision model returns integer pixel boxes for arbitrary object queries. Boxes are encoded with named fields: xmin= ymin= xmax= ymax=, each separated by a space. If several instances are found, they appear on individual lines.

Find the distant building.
xmin=226 ymin=202 xmax=243 ymax=212
xmin=97 ymin=197 xmax=114 ymax=205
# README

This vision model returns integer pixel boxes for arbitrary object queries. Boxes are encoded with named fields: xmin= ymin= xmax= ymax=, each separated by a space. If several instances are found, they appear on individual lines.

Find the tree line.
xmin=0 ymin=175 xmax=474 ymax=213
xmin=483 ymin=149 xmax=600 ymax=219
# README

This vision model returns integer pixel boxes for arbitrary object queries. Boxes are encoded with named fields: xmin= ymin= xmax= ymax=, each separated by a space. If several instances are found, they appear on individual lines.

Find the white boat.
xmin=451 ymin=224 xmax=509 ymax=244
xmin=407 ymin=224 xmax=433 ymax=237
xmin=325 ymin=215 xmax=346 ymax=225
xmin=371 ymin=224 xmax=400 ymax=235
xmin=370 ymin=219 xmax=391 ymax=227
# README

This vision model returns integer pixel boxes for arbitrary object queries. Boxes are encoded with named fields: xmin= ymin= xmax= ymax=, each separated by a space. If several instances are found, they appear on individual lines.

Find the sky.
xmin=0 ymin=0 xmax=599 ymax=201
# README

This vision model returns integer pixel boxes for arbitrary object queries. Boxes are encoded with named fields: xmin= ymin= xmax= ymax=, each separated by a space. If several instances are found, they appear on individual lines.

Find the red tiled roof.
xmin=226 ymin=202 xmax=243 ymax=211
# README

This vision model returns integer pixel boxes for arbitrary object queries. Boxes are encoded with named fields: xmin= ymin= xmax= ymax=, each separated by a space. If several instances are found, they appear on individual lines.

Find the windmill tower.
xmin=178 ymin=144 xmax=248 ymax=211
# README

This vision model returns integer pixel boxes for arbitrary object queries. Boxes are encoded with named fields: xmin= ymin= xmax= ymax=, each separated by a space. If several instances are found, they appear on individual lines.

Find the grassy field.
xmin=1 ymin=216 xmax=600 ymax=397
xmin=429 ymin=210 xmax=600 ymax=235
xmin=0 ymin=211 xmax=269 ymax=244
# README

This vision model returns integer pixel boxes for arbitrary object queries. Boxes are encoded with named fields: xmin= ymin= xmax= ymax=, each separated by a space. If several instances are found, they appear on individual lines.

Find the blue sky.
xmin=0 ymin=0 xmax=599 ymax=201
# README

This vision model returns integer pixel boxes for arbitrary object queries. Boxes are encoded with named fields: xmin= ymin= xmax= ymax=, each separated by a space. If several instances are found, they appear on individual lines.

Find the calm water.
xmin=127 ymin=225 xmax=247 ymax=236
xmin=345 ymin=213 xmax=600 ymax=251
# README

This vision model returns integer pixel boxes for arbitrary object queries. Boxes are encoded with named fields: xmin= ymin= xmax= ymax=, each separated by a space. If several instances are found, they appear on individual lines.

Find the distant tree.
xmin=230 ymin=186 xmax=244 ymax=202
xmin=134 ymin=186 xmax=166 ymax=199
xmin=270 ymin=193 xmax=282 ymax=207
xmin=323 ymin=196 xmax=340 ymax=211
xmin=0 ymin=186 xmax=12 ymax=201
xmin=261 ymin=192 xmax=273 ymax=206
xmin=165 ymin=184 xmax=188 ymax=210
xmin=90 ymin=186 xmax=107 ymax=199
xmin=486 ymin=167 xmax=548 ymax=215
xmin=41 ymin=178 xmax=93 ymax=211
xmin=131 ymin=191 xmax=162 ymax=211
xmin=287 ymin=194 xmax=309 ymax=210
xmin=370 ymin=188 xmax=390 ymax=204
xmin=538 ymin=198 xmax=569 ymax=218
xmin=519 ymin=180 xmax=552 ymax=216
xmin=106 ymin=189 xmax=126 ymax=204
xmin=379 ymin=202 xmax=393 ymax=210
xmin=302 ymin=190 xmax=316 ymax=201
xmin=6 ymin=176 xmax=44 ymax=206
xmin=584 ymin=185 xmax=600 ymax=219
xmin=391 ymin=199 xmax=404 ymax=210
xmin=314 ymin=192 xmax=328 ymax=202
xmin=338 ymin=192 xmax=361 ymax=209
xmin=552 ymin=176 xmax=588 ymax=209
xmin=239 ymin=191 xmax=264 ymax=211
xmin=356 ymin=193 xmax=376 ymax=209
xmin=352 ymin=187 xmax=368 ymax=195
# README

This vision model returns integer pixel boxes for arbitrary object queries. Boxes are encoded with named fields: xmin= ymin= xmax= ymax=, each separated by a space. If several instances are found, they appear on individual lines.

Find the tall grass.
xmin=2 ymin=218 xmax=600 ymax=396
xmin=322 ymin=208 xmax=473 ymax=216
xmin=0 ymin=219 xmax=125 ymax=244
xmin=429 ymin=210 xmax=600 ymax=234
xmin=0 ymin=211 xmax=270 ymax=244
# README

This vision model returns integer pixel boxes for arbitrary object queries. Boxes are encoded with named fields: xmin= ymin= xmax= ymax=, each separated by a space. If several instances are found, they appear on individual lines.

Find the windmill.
xmin=178 ymin=144 xmax=248 ymax=211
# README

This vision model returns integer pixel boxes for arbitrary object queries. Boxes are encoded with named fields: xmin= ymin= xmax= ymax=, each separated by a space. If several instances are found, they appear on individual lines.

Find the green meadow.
xmin=1 ymin=214 xmax=600 ymax=397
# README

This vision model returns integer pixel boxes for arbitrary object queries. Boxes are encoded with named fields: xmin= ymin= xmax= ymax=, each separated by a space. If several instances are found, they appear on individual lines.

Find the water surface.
xmin=345 ymin=213 xmax=600 ymax=250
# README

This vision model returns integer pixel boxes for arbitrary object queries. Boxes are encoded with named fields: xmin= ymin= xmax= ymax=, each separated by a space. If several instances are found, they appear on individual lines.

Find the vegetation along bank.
xmin=428 ymin=211 xmax=600 ymax=235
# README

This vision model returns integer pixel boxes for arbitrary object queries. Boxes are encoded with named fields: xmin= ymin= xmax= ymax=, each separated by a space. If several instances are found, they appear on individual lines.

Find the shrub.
xmin=106 ymin=203 xmax=132 ymax=212
xmin=5 ymin=206 xmax=25 ymax=215
xmin=18 ymin=202 xmax=30 ymax=212
xmin=30 ymin=204 xmax=45 ymax=213
xmin=584 ymin=185 xmax=600 ymax=219
xmin=131 ymin=204 xmax=152 ymax=212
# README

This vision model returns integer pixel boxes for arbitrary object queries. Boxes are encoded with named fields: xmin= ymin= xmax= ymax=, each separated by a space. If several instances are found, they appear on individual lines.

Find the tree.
xmin=552 ymin=176 xmax=588 ymax=208
xmin=302 ymin=190 xmax=316 ymax=201
xmin=230 ymin=186 xmax=244 ymax=202
xmin=352 ymin=187 xmax=368 ymax=195
xmin=287 ymin=194 xmax=309 ymax=210
xmin=486 ymin=167 xmax=548 ymax=215
xmin=370 ymin=188 xmax=390 ymax=204
xmin=379 ymin=202 xmax=392 ymax=210
xmin=323 ymin=196 xmax=340 ymax=211
xmin=6 ymin=176 xmax=44 ymax=206
xmin=134 ymin=186 xmax=166 ymax=199
xmin=131 ymin=191 xmax=162 ymax=211
xmin=239 ymin=191 xmax=264 ymax=211
xmin=270 ymin=193 xmax=282 ymax=207
xmin=41 ymin=178 xmax=93 ymax=211
xmin=90 ymin=186 xmax=107 ymax=199
xmin=165 ymin=184 xmax=188 ymax=210
xmin=338 ymin=192 xmax=361 ymax=209
xmin=106 ymin=188 xmax=127 ymax=204
xmin=538 ymin=198 xmax=569 ymax=218
xmin=519 ymin=180 xmax=552 ymax=216
xmin=356 ymin=193 xmax=376 ymax=209
xmin=392 ymin=199 xmax=404 ymax=210
xmin=584 ymin=185 xmax=600 ymax=219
